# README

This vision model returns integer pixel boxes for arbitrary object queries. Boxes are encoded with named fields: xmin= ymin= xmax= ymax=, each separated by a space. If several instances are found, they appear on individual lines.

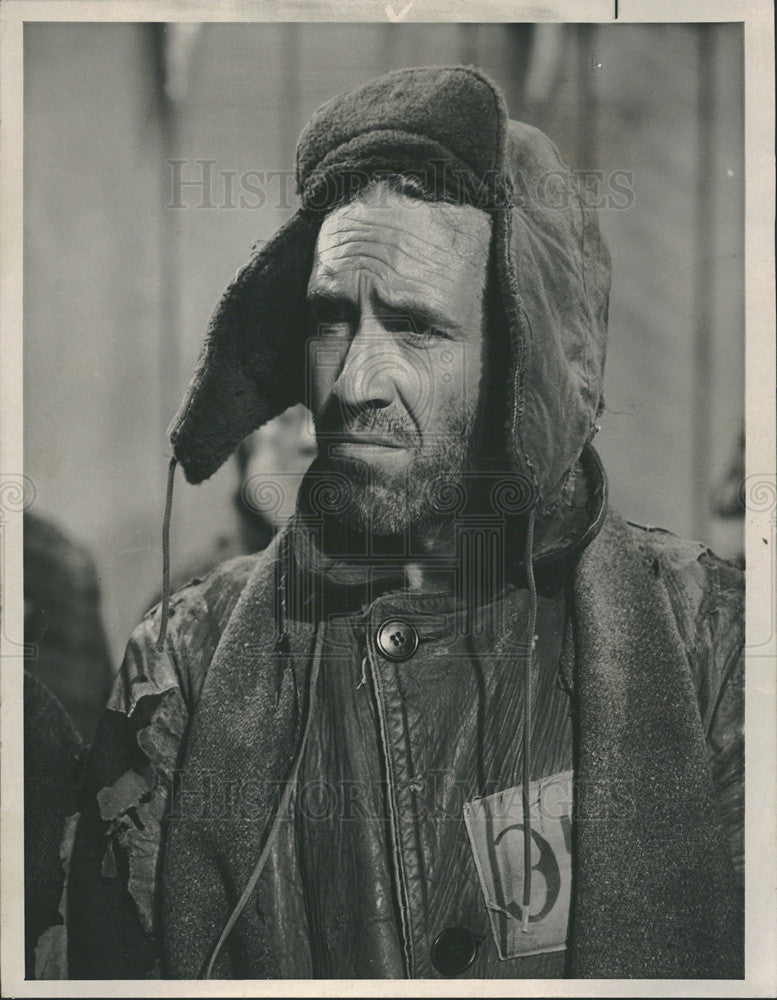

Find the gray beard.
xmin=315 ymin=410 xmax=478 ymax=537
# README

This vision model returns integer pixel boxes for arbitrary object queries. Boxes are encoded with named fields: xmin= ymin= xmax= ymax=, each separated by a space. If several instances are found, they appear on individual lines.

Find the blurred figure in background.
xmin=24 ymin=512 xmax=109 ymax=976
xmin=24 ymin=672 xmax=83 ymax=979
xmin=24 ymin=511 xmax=113 ymax=741
xmin=237 ymin=404 xmax=318 ymax=550
xmin=711 ymin=423 xmax=746 ymax=567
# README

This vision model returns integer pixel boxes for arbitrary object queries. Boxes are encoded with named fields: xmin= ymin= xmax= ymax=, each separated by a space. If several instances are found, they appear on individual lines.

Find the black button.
xmin=430 ymin=926 xmax=478 ymax=976
xmin=375 ymin=618 xmax=419 ymax=662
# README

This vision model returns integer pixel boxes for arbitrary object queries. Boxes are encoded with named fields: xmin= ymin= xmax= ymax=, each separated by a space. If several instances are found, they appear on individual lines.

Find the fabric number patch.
xmin=463 ymin=769 xmax=573 ymax=959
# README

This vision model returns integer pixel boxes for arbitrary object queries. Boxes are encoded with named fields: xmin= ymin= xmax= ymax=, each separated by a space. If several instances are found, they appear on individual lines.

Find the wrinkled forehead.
xmin=309 ymin=186 xmax=493 ymax=296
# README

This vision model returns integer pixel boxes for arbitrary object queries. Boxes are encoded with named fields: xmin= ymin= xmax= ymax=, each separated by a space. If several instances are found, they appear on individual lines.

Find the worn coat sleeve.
xmin=66 ymin=611 xmax=187 ymax=977
xmin=66 ymin=557 xmax=257 ymax=978
xmin=652 ymin=533 xmax=745 ymax=885
xmin=694 ymin=551 xmax=745 ymax=885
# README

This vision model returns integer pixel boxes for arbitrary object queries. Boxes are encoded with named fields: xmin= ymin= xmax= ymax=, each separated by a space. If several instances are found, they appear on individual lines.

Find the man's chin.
xmin=315 ymin=449 xmax=411 ymax=486
xmin=307 ymin=452 xmax=423 ymax=536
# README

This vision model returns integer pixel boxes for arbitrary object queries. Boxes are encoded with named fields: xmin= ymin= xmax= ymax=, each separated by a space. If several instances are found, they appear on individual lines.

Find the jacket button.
xmin=375 ymin=619 xmax=419 ymax=662
xmin=430 ymin=927 xmax=478 ymax=976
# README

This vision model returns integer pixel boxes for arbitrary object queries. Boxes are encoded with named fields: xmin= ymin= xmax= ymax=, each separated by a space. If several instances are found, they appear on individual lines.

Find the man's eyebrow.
xmin=370 ymin=288 xmax=459 ymax=330
xmin=306 ymin=282 xmax=351 ymax=306
xmin=306 ymin=283 xmax=459 ymax=331
xmin=306 ymin=262 xmax=355 ymax=300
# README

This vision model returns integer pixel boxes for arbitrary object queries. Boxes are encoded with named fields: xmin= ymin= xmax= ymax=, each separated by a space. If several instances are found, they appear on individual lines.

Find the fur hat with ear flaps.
xmin=168 ymin=65 xmax=611 ymax=510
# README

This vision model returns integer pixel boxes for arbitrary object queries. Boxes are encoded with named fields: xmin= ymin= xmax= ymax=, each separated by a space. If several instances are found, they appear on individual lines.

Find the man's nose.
xmin=331 ymin=318 xmax=396 ymax=414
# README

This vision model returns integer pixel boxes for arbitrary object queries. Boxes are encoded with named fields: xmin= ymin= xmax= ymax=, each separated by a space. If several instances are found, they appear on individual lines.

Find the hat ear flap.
xmin=169 ymin=209 xmax=321 ymax=484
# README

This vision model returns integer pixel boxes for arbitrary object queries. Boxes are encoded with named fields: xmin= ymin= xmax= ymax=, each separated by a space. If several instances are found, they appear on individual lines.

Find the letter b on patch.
xmin=463 ymin=770 xmax=573 ymax=959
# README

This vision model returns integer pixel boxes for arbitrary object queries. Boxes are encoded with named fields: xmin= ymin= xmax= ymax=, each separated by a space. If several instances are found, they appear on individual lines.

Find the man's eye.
xmin=316 ymin=320 xmax=351 ymax=338
xmin=382 ymin=317 xmax=416 ymax=334
xmin=383 ymin=316 xmax=444 ymax=339
xmin=311 ymin=302 xmax=353 ymax=338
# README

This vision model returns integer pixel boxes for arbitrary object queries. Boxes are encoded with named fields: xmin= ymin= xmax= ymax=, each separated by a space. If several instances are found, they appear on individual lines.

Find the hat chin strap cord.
xmin=156 ymin=457 xmax=178 ymax=652
xmin=201 ymin=622 xmax=325 ymax=979
xmin=521 ymin=505 xmax=538 ymax=933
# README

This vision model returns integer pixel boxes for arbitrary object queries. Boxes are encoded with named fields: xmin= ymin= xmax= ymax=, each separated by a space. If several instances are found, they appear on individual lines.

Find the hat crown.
xmin=296 ymin=65 xmax=507 ymax=208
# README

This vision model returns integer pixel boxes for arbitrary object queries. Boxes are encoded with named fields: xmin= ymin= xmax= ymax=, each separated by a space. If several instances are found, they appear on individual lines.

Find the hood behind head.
xmin=169 ymin=65 xmax=610 ymax=510
xmin=500 ymin=119 xmax=611 ymax=508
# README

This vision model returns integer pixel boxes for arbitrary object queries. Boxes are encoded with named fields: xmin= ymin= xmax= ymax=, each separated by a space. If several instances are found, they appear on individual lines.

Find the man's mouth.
xmin=328 ymin=432 xmax=409 ymax=454
xmin=333 ymin=432 xmax=406 ymax=448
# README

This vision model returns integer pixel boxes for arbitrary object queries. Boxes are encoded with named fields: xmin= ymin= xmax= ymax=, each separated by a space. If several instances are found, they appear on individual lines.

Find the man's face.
xmin=307 ymin=184 xmax=492 ymax=536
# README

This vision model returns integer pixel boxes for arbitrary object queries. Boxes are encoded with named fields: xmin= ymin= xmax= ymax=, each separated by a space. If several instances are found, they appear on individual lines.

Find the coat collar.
xmin=279 ymin=443 xmax=608 ymax=625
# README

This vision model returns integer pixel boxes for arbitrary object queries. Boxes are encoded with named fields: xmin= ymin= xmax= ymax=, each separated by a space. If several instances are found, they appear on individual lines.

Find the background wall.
xmin=24 ymin=22 xmax=744 ymax=720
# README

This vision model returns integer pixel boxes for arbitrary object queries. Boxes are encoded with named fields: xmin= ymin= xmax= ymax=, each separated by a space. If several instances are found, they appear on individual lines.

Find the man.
xmin=67 ymin=66 xmax=744 ymax=980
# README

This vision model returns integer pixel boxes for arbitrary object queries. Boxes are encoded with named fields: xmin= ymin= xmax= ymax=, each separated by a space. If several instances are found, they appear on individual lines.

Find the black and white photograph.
xmin=1 ymin=2 xmax=775 ymax=994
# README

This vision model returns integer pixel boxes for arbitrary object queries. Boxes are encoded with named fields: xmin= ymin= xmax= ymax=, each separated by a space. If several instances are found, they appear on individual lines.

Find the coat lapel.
xmin=568 ymin=508 xmax=742 ymax=977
